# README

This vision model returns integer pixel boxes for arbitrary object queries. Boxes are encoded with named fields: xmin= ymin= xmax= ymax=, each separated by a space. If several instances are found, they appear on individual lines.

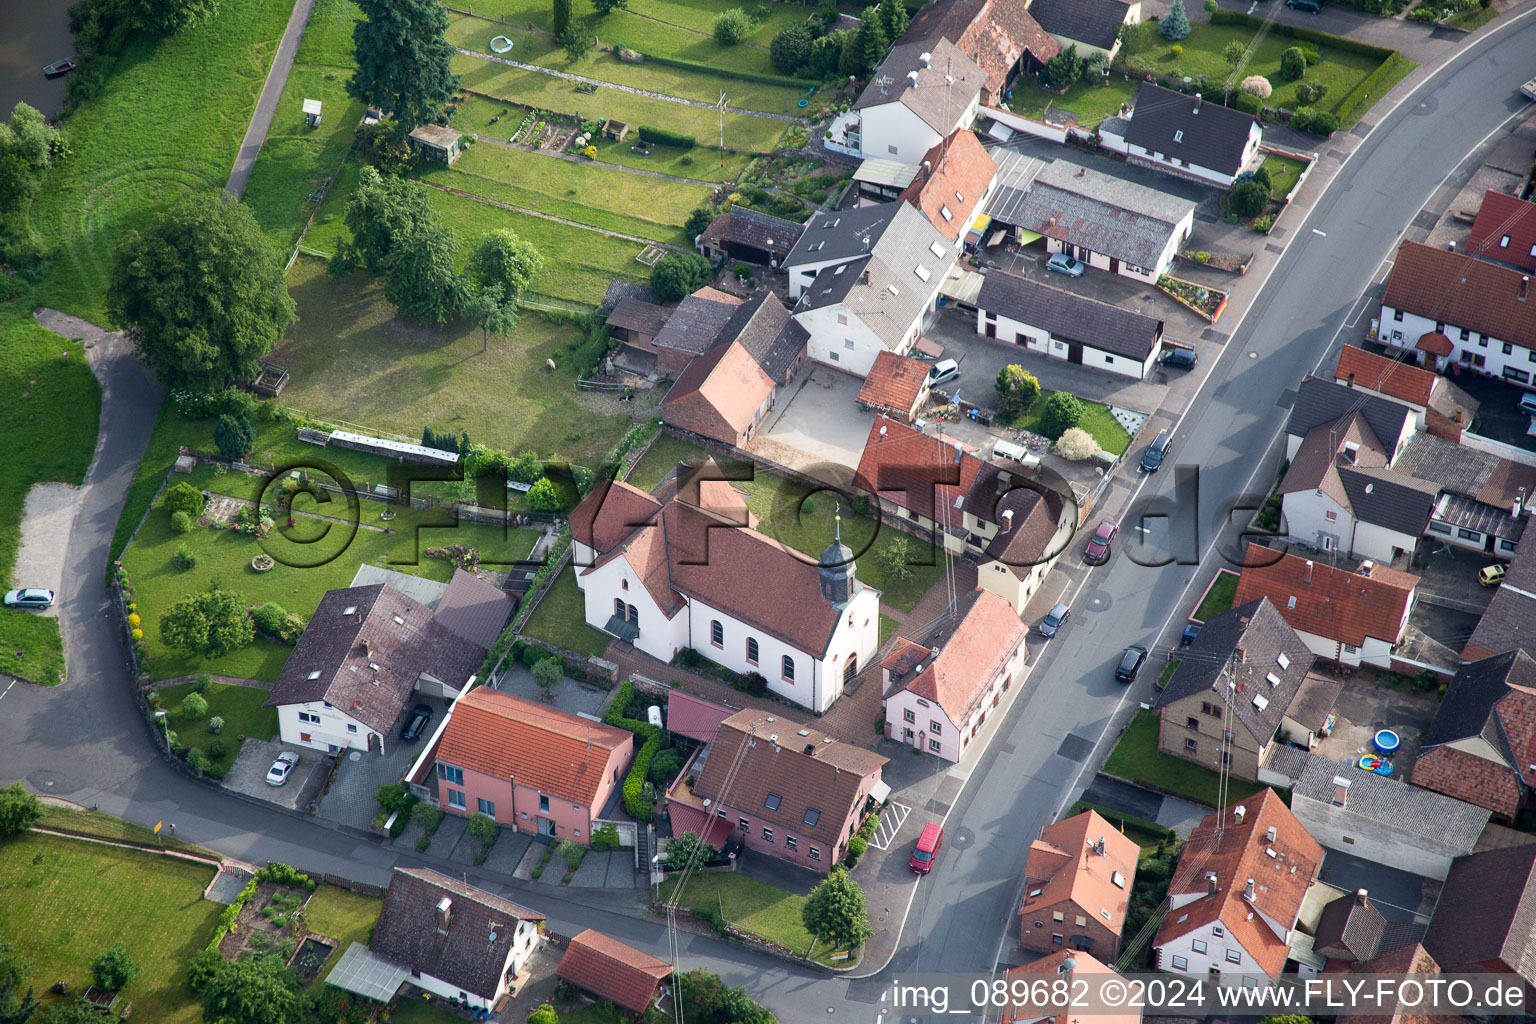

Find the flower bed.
xmin=1156 ymin=274 xmax=1228 ymax=322
xmin=1176 ymin=249 xmax=1250 ymax=274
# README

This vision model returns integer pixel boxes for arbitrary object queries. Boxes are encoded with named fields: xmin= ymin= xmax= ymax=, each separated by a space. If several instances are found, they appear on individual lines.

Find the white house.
xmin=975 ymin=269 xmax=1166 ymax=379
xmin=850 ymin=39 xmax=987 ymax=164
xmin=1027 ymin=0 xmax=1142 ymax=61
xmin=570 ymin=464 xmax=881 ymax=713
xmin=880 ymin=588 xmax=1027 ymax=761
xmin=1379 ymin=240 xmax=1536 ymax=390
xmin=1100 ymin=83 xmax=1261 ymax=188
xmin=966 ymin=465 xmax=1074 ymax=613
xmin=783 ymin=201 xmax=952 ymax=377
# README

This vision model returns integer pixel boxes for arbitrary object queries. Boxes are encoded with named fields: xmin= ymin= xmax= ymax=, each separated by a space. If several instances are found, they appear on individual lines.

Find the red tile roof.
xmin=1332 ymin=944 xmax=1462 ymax=1024
xmin=898 ymin=130 xmax=998 ymax=238
xmin=1155 ymin=789 xmax=1323 ymax=978
xmin=1383 ymin=241 xmax=1536 ymax=352
xmin=558 ymin=929 xmax=673 ymax=1014
xmin=894 ymin=589 xmax=1027 ymax=725
xmin=906 ymin=0 xmax=1059 ymax=104
xmin=1466 ymin=189 xmax=1536 ymax=273
xmin=1415 ymin=331 xmax=1454 ymax=357
xmin=857 ymin=351 xmax=930 ymax=419
xmin=1411 ymin=745 xmax=1524 ymax=820
xmin=1334 ymin=345 xmax=1438 ymax=408
xmin=665 ymin=689 xmax=733 ymax=744
xmin=570 ymin=480 xmax=662 ymax=557
xmin=881 ymin=636 xmax=930 ymax=681
xmin=1232 ymin=543 xmax=1418 ymax=648
xmin=661 ymin=341 xmax=776 ymax=445
xmin=436 ymin=689 xmax=632 ymax=808
xmin=1000 ymin=951 xmax=1138 ymax=1024
xmin=855 ymin=416 xmax=986 ymax=524
xmin=1020 ymin=810 xmax=1140 ymax=939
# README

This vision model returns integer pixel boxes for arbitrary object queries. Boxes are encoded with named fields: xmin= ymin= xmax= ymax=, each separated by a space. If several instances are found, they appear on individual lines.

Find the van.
xmin=991 ymin=438 xmax=1042 ymax=469
xmin=1519 ymin=392 xmax=1536 ymax=417
xmin=910 ymin=823 xmax=944 ymax=873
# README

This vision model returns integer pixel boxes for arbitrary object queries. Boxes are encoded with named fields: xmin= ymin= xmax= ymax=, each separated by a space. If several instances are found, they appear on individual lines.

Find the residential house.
xmin=1266 ymin=748 xmax=1490 ymax=880
xmin=1393 ymin=431 xmax=1533 ymax=558
xmin=569 ymin=461 xmax=881 ymax=713
xmin=1312 ymin=889 xmax=1388 ymax=964
xmin=660 ymin=340 xmax=776 ymax=447
xmin=855 ymin=415 xmax=986 ymax=551
xmin=718 ymin=291 xmax=811 ymax=401
xmin=903 ymin=0 xmax=1059 ymax=106
xmin=365 ymin=867 xmax=544 ymax=1012
xmin=698 ymin=206 xmax=804 ymax=267
xmin=606 ymin=295 xmax=674 ymax=371
xmin=882 ymin=588 xmax=1028 ymax=760
xmin=1018 ymin=809 xmax=1140 ymax=957
xmin=1465 ymin=535 xmax=1536 ymax=660
xmin=857 ymin=350 xmax=932 ymax=422
xmin=1153 ymin=790 xmax=1325 ymax=980
xmin=1333 ymin=344 xmax=1478 ymax=442
xmin=1328 ymin=944 xmax=1466 ymax=1024
xmin=411 ymin=688 xmax=633 ymax=845
xmin=557 ymin=929 xmax=674 ymax=1017
xmin=646 ymin=287 xmax=744 ymax=375
xmin=1410 ymin=650 xmax=1536 ymax=822
xmin=975 ymin=270 xmax=1167 ymax=379
xmin=851 ymin=157 xmax=919 ymax=205
xmin=986 ymin=158 xmax=1196 ymax=282
xmin=1155 ymin=597 xmax=1317 ymax=782
xmin=1100 ymin=83 xmax=1262 ymax=188
xmin=970 ymin=472 xmax=1072 ymax=614
xmin=1285 ymin=375 xmax=1418 ymax=465
xmin=677 ymin=707 xmax=888 ymax=872
xmin=1380 ymin=240 xmax=1536 ymax=390
xmin=1465 ymin=189 xmax=1536 ymax=274
xmin=784 ymin=202 xmax=952 ymax=377
xmin=999 ymin=950 xmax=1141 ymax=1024
xmin=851 ymin=39 xmax=988 ymax=164
xmin=1027 ymin=0 xmax=1142 ymax=61
xmin=897 ymin=129 xmax=999 ymax=248
xmin=265 ymin=582 xmax=496 ymax=756
xmin=1423 ymin=844 xmax=1536 ymax=996
xmin=1231 ymin=544 xmax=1419 ymax=669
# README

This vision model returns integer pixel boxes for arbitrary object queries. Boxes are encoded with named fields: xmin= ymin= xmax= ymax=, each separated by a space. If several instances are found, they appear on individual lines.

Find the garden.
xmin=999 ymin=76 xmax=1139 ymax=130
xmin=663 ymin=870 xmax=846 ymax=966
xmin=523 ymin=567 xmax=614 ymax=657
xmin=1102 ymin=709 xmax=1265 ymax=807
xmin=152 ymin=676 xmax=281 ymax=778
xmin=1191 ymin=568 xmax=1238 ymax=622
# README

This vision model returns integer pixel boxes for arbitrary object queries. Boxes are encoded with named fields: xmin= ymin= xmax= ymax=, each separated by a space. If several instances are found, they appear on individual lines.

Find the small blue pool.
xmin=1372 ymin=729 xmax=1401 ymax=755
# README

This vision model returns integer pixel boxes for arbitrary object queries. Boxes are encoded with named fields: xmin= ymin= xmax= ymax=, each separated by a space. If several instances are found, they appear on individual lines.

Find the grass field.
xmin=0 ymin=307 xmax=103 ymax=684
xmin=1005 ymin=77 xmax=1138 ymax=128
xmin=30 ymin=0 xmax=296 ymax=321
xmin=1066 ymin=800 xmax=1176 ymax=852
xmin=1102 ymin=710 xmax=1265 ymax=808
xmin=38 ymin=804 xmax=219 ymax=857
xmin=299 ymin=886 xmax=381 ymax=988
xmin=0 ymin=831 xmax=221 ymax=1023
xmin=523 ymin=567 xmax=613 ymax=657
xmin=665 ymin=871 xmax=848 ymax=965
xmin=1002 ymin=390 xmax=1131 ymax=456
xmin=625 ymin=432 xmax=716 ymax=491
xmin=156 ymin=679 xmax=281 ymax=775
xmin=1262 ymin=154 xmax=1307 ymax=199
xmin=295 ymin=0 xmax=361 ymax=67
xmin=1193 ymin=569 xmax=1238 ymax=622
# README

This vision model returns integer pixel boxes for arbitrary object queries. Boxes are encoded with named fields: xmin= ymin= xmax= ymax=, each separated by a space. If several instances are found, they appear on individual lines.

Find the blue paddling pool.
xmin=1372 ymin=729 xmax=1401 ymax=755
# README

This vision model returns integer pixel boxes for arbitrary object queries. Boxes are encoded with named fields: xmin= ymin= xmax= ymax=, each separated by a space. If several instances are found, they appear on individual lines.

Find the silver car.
xmin=1046 ymin=253 xmax=1086 ymax=278
xmin=3 ymin=588 xmax=55 ymax=609
xmin=266 ymin=752 xmax=300 ymax=786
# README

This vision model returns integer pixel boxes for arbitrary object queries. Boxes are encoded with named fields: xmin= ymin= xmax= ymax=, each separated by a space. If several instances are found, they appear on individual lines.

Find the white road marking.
xmin=1312 ymin=228 xmax=1327 ymax=236
xmin=868 ymin=801 xmax=912 ymax=851
xmin=0 ymin=679 xmax=14 ymax=702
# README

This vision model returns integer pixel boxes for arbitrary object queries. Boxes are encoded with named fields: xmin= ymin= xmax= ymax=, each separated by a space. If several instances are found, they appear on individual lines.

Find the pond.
xmin=0 ymin=0 xmax=73 ymax=118
xmin=291 ymin=937 xmax=336 ymax=983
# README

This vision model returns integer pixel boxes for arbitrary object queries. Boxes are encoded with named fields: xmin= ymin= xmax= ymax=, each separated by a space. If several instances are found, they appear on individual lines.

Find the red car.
xmin=1083 ymin=519 xmax=1118 ymax=565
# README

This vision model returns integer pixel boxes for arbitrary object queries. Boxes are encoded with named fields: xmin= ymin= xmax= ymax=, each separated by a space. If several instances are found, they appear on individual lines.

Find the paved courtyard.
xmin=492 ymin=661 xmax=613 ymax=720
xmin=314 ymin=694 xmax=454 ymax=830
xmin=223 ymin=738 xmax=328 ymax=812
xmin=1312 ymin=669 xmax=1440 ymax=777
xmin=755 ymin=366 xmax=873 ymax=471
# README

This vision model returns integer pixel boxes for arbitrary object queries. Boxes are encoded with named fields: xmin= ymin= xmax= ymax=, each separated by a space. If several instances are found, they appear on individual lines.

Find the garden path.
xmin=416 ymin=178 xmax=693 ymax=252
xmin=141 ymin=673 xmax=274 ymax=693
xmin=200 ymin=492 xmax=392 ymax=532
xmin=226 ymin=0 xmax=319 ymax=197
xmin=457 ymin=47 xmax=800 ymax=120
xmin=473 ymin=132 xmax=723 ymax=186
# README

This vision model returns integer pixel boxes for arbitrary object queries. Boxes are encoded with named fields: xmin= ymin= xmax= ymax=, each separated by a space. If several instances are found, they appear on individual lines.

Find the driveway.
xmin=223 ymin=738 xmax=328 ymax=812
xmin=754 ymin=367 xmax=875 ymax=471
xmin=1446 ymin=370 xmax=1536 ymax=453
xmin=314 ymin=694 xmax=455 ymax=830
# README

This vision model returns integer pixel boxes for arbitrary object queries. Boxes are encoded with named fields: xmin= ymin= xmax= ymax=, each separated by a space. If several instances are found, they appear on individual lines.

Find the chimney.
xmin=1194 ymin=94 xmax=1202 ymax=113
xmin=1304 ymin=559 xmax=1314 ymax=583
xmin=1206 ymin=872 xmax=1219 ymax=895
xmin=1265 ymin=825 xmax=1277 ymax=843
xmin=1244 ymin=878 xmax=1256 ymax=900
xmin=1093 ymin=837 xmax=1106 ymax=856
xmin=861 ymin=269 xmax=871 ymax=285
xmin=1233 ymin=805 xmax=1246 ymax=825
xmin=1356 ymin=888 xmax=1369 ymax=902
xmin=1346 ymin=372 xmax=1355 ymax=388
xmin=929 ymin=646 xmax=941 ymax=662
xmin=922 ymin=159 xmax=932 ymax=181
xmin=1447 ymin=241 xmax=1455 ymax=252
xmin=804 ymin=742 xmax=816 ymax=755
xmin=1341 ymin=441 xmax=1359 ymax=464
xmin=1002 ymin=509 xmax=1014 ymax=533
xmin=436 ymin=896 xmax=453 ymax=934
xmin=919 ymin=51 xmax=932 ymax=68
xmin=1359 ymin=560 xmax=1373 ymax=577
xmin=1332 ymin=775 xmax=1351 ymax=806
xmin=1521 ymin=276 xmax=1530 ymax=302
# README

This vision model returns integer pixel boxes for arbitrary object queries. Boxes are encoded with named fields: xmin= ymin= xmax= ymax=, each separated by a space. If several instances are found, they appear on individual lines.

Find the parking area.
xmin=1446 ymin=372 xmax=1536 ymax=454
xmin=755 ymin=365 xmax=875 ymax=471
xmin=223 ymin=738 xmax=328 ymax=812
xmin=314 ymin=694 xmax=455 ymax=830
xmin=866 ymin=801 xmax=911 ymax=851
xmin=1311 ymin=669 xmax=1440 ymax=777
xmin=1412 ymin=542 xmax=1500 ymax=614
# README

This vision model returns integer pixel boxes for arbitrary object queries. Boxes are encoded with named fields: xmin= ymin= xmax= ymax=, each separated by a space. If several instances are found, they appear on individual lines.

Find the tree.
xmin=527 ymin=1006 xmax=559 ymax=1024
xmin=179 ymin=692 xmax=209 ymax=720
xmin=878 ymin=0 xmax=909 ymax=44
xmin=1222 ymin=40 xmax=1246 ymax=66
xmin=508 ymin=450 xmax=544 ymax=485
xmin=0 ymin=935 xmax=35 ymax=1024
xmin=1240 ymin=74 xmax=1272 ymax=98
xmin=1159 ymin=0 xmax=1190 ymax=40
xmin=349 ymin=0 xmax=459 ymax=133
xmin=164 ymin=482 xmax=206 ymax=519
xmin=994 ymin=364 xmax=1040 ymax=419
xmin=531 ymin=657 xmax=563 ymax=695
xmin=467 ymin=229 xmax=542 ymax=298
xmin=213 ymin=414 xmax=254 ymax=460
xmin=714 ymin=8 xmax=754 ymax=45
xmin=802 ymin=868 xmax=873 ymax=949
xmin=646 ymin=747 xmax=685 ymax=786
xmin=770 ymin=24 xmax=814 ymax=75
xmin=1039 ymin=44 xmax=1082 ymax=90
xmin=555 ymin=839 xmax=584 ymax=869
xmin=91 ymin=944 xmax=138 ymax=992
xmin=1279 ymin=46 xmax=1306 ymax=81
xmin=838 ymin=26 xmax=865 ymax=77
xmin=664 ymin=830 xmax=716 ymax=870
xmin=1227 ymin=179 xmax=1268 ymax=217
xmin=36 ymin=1004 xmax=110 ymax=1024
xmin=591 ymin=0 xmax=627 ymax=12
xmin=186 ymin=949 xmax=224 ymax=994
xmin=559 ymin=27 xmax=592 ymax=62
xmin=160 ymin=589 xmax=255 ymax=659
xmin=683 ymin=207 xmax=715 ymax=240
xmin=649 ymin=252 xmax=710 ymax=302
xmin=1084 ymin=50 xmax=1110 ymax=78
xmin=108 ymin=192 xmax=296 ymax=394
xmin=329 ymin=166 xmax=434 ymax=277
xmin=467 ymin=812 xmax=499 ymax=846
xmin=462 ymin=285 xmax=520 ymax=355
xmin=1054 ymin=427 xmax=1100 ymax=461
xmin=1038 ymin=391 xmax=1085 ymax=439
xmin=0 ymin=102 xmax=67 ymax=214
xmin=809 ymin=30 xmax=846 ymax=78
xmin=382 ymin=219 xmax=469 ymax=325
xmin=858 ymin=10 xmax=888 ymax=76
xmin=525 ymin=477 xmax=563 ymax=512
xmin=200 ymin=954 xmax=304 ymax=1024
xmin=553 ymin=0 xmax=572 ymax=37
xmin=0 ymin=784 xmax=41 ymax=837
xmin=875 ymin=535 xmax=915 ymax=583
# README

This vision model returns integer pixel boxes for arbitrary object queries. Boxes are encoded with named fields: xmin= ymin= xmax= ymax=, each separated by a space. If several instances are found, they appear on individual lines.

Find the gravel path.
xmin=12 ymin=483 xmax=78 ymax=618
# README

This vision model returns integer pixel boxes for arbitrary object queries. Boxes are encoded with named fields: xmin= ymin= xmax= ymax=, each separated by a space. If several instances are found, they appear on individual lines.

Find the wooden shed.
xmin=408 ymin=124 xmax=464 ymax=165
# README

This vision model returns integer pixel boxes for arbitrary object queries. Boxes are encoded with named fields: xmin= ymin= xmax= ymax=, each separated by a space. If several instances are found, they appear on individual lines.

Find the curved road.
xmin=4 ymin=8 xmax=1536 ymax=1020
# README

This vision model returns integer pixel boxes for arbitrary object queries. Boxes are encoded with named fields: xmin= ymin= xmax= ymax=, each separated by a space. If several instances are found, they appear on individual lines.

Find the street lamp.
xmin=651 ymin=854 xmax=663 ymax=902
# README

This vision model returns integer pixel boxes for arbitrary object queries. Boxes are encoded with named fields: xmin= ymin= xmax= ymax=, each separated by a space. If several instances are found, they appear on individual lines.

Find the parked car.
xmin=910 ymin=823 xmax=944 ymax=874
xmin=1045 ymin=253 xmax=1086 ymax=278
xmin=1161 ymin=346 xmax=1198 ymax=370
xmin=1286 ymin=0 xmax=1322 ymax=12
xmin=1479 ymin=564 xmax=1508 ymax=587
xmin=3 ymin=588 xmax=54 ymax=609
xmin=926 ymin=358 xmax=960 ymax=388
xmin=1140 ymin=431 xmax=1172 ymax=473
xmin=1115 ymin=645 xmax=1149 ymax=683
xmin=1039 ymin=602 xmax=1071 ymax=638
xmin=266 ymin=752 xmax=299 ymax=786
xmin=1180 ymin=623 xmax=1202 ymax=647
xmin=401 ymin=703 xmax=434 ymax=742
xmin=1083 ymin=519 xmax=1119 ymax=565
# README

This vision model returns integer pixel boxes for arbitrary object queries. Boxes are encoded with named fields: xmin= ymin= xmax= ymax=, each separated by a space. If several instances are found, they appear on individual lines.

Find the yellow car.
xmin=1479 ymin=564 xmax=1508 ymax=587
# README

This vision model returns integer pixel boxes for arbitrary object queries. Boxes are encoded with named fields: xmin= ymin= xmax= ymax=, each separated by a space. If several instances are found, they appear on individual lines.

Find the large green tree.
xmin=108 ymin=191 xmax=296 ymax=394
xmin=802 ymin=867 xmax=873 ymax=949
xmin=553 ymin=0 xmax=573 ymax=37
xmin=462 ymin=284 xmax=520 ymax=355
xmin=160 ymin=589 xmax=255 ymax=658
xmin=649 ymin=252 xmax=710 ymax=302
xmin=0 ymin=934 xmax=38 ymax=1024
xmin=349 ymin=0 xmax=460 ymax=133
xmin=127 ymin=0 xmax=222 ymax=35
xmin=200 ymin=955 xmax=305 ymax=1024
xmin=467 ymin=229 xmax=542 ymax=298
xmin=858 ymin=9 xmax=888 ymax=77
xmin=328 ymin=165 xmax=434 ymax=277
xmin=0 ymin=784 xmax=41 ymax=837
xmin=0 ymin=102 xmax=67 ymax=216
xmin=878 ymin=0 xmax=908 ymax=45
xmin=381 ymin=218 xmax=468 ymax=325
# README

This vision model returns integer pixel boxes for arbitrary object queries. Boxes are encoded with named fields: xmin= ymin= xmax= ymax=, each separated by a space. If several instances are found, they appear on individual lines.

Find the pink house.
xmin=418 ymin=688 xmax=634 ymax=845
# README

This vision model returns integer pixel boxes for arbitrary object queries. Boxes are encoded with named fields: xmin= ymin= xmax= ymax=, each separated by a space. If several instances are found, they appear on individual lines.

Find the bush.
xmin=209 ymin=738 xmax=227 ymax=759
xmin=375 ymin=782 xmax=412 ymax=815
xmin=164 ymin=482 xmax=206 ymax=519
xmin=650 ymin=251 xmax=711 ymax=302
xmin=532 ymin=656 xmax=563 ymax=692
xmin=91 ymin=944 xmax=139 ymax=992
xmin=180 ymin=692 xmax=208 ymax=719
xmin=646 ymin=746 xmax=686 ymax=786
xmin=171 ymin=543 xmax=198 ymax=571
xmin=770 ymin=23 xmax=813 ymax=74
xmin=1253 ymin=214 xmax=1274 ymax=231
xmin=169 ymin=508 xmax=195 ymax=535
xmin=186 ymin=948 xmax=224 ymax=993
xmin=1240 ymin=74 xmax=1272 ymax=98
xmin=194 ymin=671 xmax=213 ymax=694
xmin=995 ymin=364 xmax=1040 ymax=419
xmin=1205 ymin=0 xmax=1218 ymax=9
xmin=714 ymin=7 xmax=754 ymax=44
xmin=664 ymin=830 xmax=716 ymax=870
xmin=1039 ymin=392 xmax=1085 ymax=439
xmin=411 ymin=801 xmax=445 ymax=834
xmin=590 ymin=823 xmax=621 ymax=850
xmin=555 ymin=839 xmax=584 ymax=869
xmin=1332 ymin=51 xmax=1400 ymax=125
xmin=638 ymin=125 xmax=696 ymax=149
xmin=1170 ymin=44 xmax=1183 ymax=56
xmin=208 ymin=715 xmax=224 ymax=733
xmin=467 ymin=812 xmax=499 ymax=847
xmin=1279 ymin=47 xmax=1306 ymax=81
xmin=213 ymin=414 xmax=254 ymax=460
xmin=252 ymin=602 xmax=287 ymax=636
xmin=1054 ymin=427 xmax=1101 ymax=461
xmin=276 ymin=613 xmax=306 ymax=644
xmin=1228 ymin=179 xmax=1269 ymax=217
xmin=0 ymin=782 xmax=42 ymax=837
xmin=185 ymin=747 xmax=210 ymax=772
xmin=844 ymin=834 xmax=867 ymax=867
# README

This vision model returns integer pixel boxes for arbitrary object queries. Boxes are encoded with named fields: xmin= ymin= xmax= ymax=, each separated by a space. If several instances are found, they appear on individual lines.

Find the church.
xmin=568 ymin=460 xmax=881 ymax=714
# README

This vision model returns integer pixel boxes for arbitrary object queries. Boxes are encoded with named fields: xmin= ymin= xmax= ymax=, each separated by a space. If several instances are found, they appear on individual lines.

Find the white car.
xmin=926 ymin=358 xmax=960 ymax=388
xmin=266 ymin=752 xmax=300 ymax=786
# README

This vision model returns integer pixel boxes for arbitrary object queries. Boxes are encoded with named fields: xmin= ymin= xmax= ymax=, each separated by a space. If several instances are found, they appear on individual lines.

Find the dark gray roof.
xmin=1424 ymin=652 xmax=1536 ymax=747
xmin=1314 ymin=891 xmax=1387 ymax=962
xmin=1434 ymin=491 xmax=1527 ymax=542
xmin=1286 ymin=376 xmax=1414 ymax=455
xmin=701 ymin=206 xmax=804 ymax=257
xmin=713 ymin=292 xmax=808 ymax=383
xmin=975 ymin=270 xmax=1163 ymax=360
xmin=1335 ymin=465 xmax=1438 ymax=535
xmin=600 ymin=279 xmax=658 ymax=315
xmin=1293 ymin=752 xmax=1491 ymax=851
xmin=1286 ymin=673 xmax=1344 ymax=732
xmin=1123 ymin=82 xmax=1258 ymax=177
xmin=799 ymin=257 xmax=867 ymax=311
xmin=607 ymin=296 xmax=672 ymax=336
xmin=853 ymin=38 xmax=988 ymax=133
xmin=1394 ymin=431 xmax=1499 ymax=498
xmin=1000 ymin=160 xmax=1197 ymax=270
xmin=652 ymin=294 xmax=741 ymax=356
xmin=783 ymin=203 xmax=902 ymax=269
xmin=371 ymin=868 xmax=544 ymax=1001
xmin=1424 ymin=844 xmax=1536 ymax=982
xmin=1028 ymin=0 xmax=1133 ymax=50
xmin=433 ymin=569 xmax=515 ymax=650
xmin=1156 ymin=597 xmax=1314 ymax=742
xmin=1468 ymin=555 xmax=1536 ymax=659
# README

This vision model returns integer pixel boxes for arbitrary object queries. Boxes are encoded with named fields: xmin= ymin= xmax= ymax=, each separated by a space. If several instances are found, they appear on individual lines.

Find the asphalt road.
xmin=224 ymin=0 xmax=316 ymax=198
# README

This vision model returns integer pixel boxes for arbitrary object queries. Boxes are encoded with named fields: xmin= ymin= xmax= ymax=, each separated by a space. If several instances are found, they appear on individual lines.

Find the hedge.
xmin=1330 ymin=51 xmax=1401 ymax=125
xmin=636 ymin=51 xmax=819 ymax=89
xmin=604 ymin=682 xmax=666 ymax=820
xmin=1207 ymin=10 xmax=1397 ymax=60
xmin=638 ymin=125 xmax=697 ymax=149
xmin=1067 ymin=801 xmax=1175 ymax=842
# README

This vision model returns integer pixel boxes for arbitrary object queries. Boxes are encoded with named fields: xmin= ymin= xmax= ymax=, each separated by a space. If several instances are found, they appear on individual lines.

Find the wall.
xmin=1121 ymin=119 xmax=1262 ymax=189
xmin=859 ymin=102 xmax=944 ymax=164
xmin=277 ymin=701 xmax=380 ymax=756
xmin=796 ymin=301 xmax=901 ymax=378
xmin=1427 ymin=518 xmax=1521 ymax=557
xmin=576 ymin=552 xmax=689 ymax=665
xmin=1280 ymin=489 xmax=1353 ymax=558
xmin=1157 ymin=696 xmax=1265 ymax=782
xmin=980 ymin=105 xmax=1068 ymax=144
xmin=1156 ymin=919 xmax=1278 ymax=980
xmin=976 ymin=306 xmax=1156 ymax=379
xmin=436 ymin=762 xmax=514 ymax=824
xmin=1290 ymin=791 xmax=1473 ymax=881
xmin=1379 ymin=303 xmax=1536 ymax=391
xmin=1020 ymin=897 xmax=1123 ymax=956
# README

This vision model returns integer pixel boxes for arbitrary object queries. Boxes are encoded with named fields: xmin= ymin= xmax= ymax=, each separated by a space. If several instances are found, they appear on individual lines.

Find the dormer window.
xmin=929 ymin=241 xmax=946 ymax=259
xmin=915 ymin=266 xmax=931 ymax=281
xmin=1174 ymin=130 xmax=1183 ymax=143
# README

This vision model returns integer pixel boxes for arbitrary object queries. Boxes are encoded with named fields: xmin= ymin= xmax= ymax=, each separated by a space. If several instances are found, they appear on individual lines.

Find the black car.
xmin=400 ymin=703 xmax=434 ymax=742
xmin=1286 ymin=0 xmax=1323 ymax=12
xmin=1115 ymin=645 xmax=1148 ymax=683
xmin=1161 ymin=346 xmax=1197 ymax=370
xmin=1140 ymin=431 xmax=1172 ymax=473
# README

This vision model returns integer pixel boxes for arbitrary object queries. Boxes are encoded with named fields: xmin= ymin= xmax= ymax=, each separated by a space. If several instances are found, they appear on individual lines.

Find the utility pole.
xmin=719 ymin=91 xmax=727 ymax=170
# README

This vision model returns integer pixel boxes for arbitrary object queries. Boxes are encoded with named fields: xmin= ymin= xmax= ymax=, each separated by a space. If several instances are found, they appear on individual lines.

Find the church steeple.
xmin=818 ymin=512 xmax=857 ymax=605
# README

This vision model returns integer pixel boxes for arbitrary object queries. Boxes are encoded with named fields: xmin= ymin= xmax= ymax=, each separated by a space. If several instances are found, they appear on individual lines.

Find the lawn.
xmin=156 ymin=679 xmax=281 ymax=776
xmin=523 ymin=567 xmax=613 ymax=657
xmin=0 ymin=306 xmax=103 ymax=684
xmin=295 ymin=0 xmax=361 ymax=67
xmin=555 ymin=1003 xmax=628 ymax=1024
xmin=1102 ymin=710 xmax=1265 ymax=808
xmin=1003 ymin=77 xmax=1138 ymax=129
xmin=0 ymin=831 xmax=221 ymax=1023
xmin=1002 ymin=390 xmax=1131 ymax=457
xmin=1262 ymin=154 xmax=1307 ymax=200
xmin=300 ymin=886 xmax=382 ymax=988
xmin=625 ymin=432 xmax=718 ymax=492
xmin=1192 ymin=569 xmax=1238 ymax=622
xmin=1446 ymin=3 xmax=1500 ymax=29
xmin=1156 ymin=657 xmax=1180 ymax=689
xmin=38 ymin=804 xmax=219 ymax=858
xmin=30 ymin=0 xmax=297 ymax=321
xmin=665 ymin=871 xmax=849 ymax=965
xmin=393 ymin=1000 xmax=472 ymax=1024
xmin=1066 ymin=800 xmax=1175 ymax=852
